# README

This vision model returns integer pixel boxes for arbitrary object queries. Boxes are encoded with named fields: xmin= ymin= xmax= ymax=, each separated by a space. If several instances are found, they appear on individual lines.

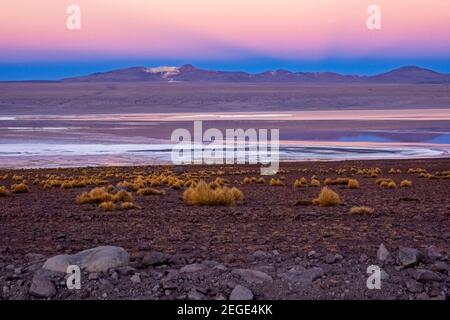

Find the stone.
xmin=232 ymin=269 xmax=273 ymax=284
xmin=43 ymin=246 xmax=129 ymax=273
xmin=229 ymin=285 xmax=253 ymax=300
xmin=88 ymin=273 xmax=99 ymax=280
xmin=426 ymin=245 xmax=441 ymax=262
xmin=398 ymin=247 xmax=422 ymax=267
xmin=377 ymin=243 xmax=391 ymax=263
xmin=325 ymin=253 xmax=342 ymax=264
xmin=430 ymin=261 xmax=449 ymax=273
xmin=142 ymin=252 xmax=167 ymax=266
xmin=307 ymin=251 xmax=317 ymax=259
xmin=180 ymin=263 xmax=206 ymax=273
xmin=252 ymin=250 xmax=268 ymax=260
xmin=413 ymin=269 xmax=442 ymax=282
xmin=25 ymin=253 xmax=46 ymax=262
xmin=416 ymin=292 xmax=430 ymax=300
xmin=29 ymin=273 xmax=56 ymax=298
xmin=187 ymin=289 xmax=205 ymax=300
xmin=130 ymin=274 xmax=141 ymax=283
xmin=405 ymin=279 xmax=424 ymax=293
xmin=279 ymin=267 xmax=324 ymax=284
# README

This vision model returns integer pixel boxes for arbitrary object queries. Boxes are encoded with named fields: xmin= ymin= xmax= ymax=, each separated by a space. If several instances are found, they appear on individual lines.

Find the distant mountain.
xmin=62 ymin=65 xmax=450 ymax=84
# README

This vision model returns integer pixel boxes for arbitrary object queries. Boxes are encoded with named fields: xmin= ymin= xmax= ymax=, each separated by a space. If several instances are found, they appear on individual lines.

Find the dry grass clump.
xmin=0 ymin=186 xmax=10 ymax=197
xmin=113 ymin=190 xmax=133 ymax=202
xmin=293 ymin=177 xmax=307 ymax=188
xmin=121 ymin=202 xmax=139 ymax=210
xmin=11 ymin=183 xmax=29 ymax=193
xmin=242 ymin=177 xmax=252 ymax=184
xmin=312 ymin=187 xmax=341 ymax=207
xmin=256 ymin=177 xmax=265 ymax=184
xmin=77 ymin=187 xmax=112 ymax=204
xmin=270 ymin=178 xmax=284 ymax=186
xmin=388 ymin=168 xmax=401 ymax=174
xmin=400 ymin=180 xmax=412 ymax=187
xmin=310 ymin=178 xmax=321 ymax=187
xmin=182 ymin=180 xmax=244 ymax=206
xmin=137 ymin=188 xmax=165 ymax=196
xmin=350 ymin=206 xmax=374 ymax=215
xmin=347 ymin=179 xmax=360 ymax=189
xmin=99 ymin=201 xmax=116 ymax=212
xmin=12 ymin=175 xmax=24 ymax=181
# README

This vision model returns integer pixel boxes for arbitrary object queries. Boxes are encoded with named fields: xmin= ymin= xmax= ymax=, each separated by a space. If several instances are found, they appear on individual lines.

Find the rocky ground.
xmin=0 ymin=158 xmax=449 ymax=300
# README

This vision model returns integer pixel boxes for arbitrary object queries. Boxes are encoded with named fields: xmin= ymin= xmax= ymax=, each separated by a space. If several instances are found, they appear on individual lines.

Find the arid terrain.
xmin=0 ymin=159 xmax=449 ymax=300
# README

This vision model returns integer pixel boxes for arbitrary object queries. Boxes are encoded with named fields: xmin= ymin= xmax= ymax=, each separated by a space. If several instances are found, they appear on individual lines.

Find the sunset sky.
xmin=1 ymin=0 xmax=450 ymax=80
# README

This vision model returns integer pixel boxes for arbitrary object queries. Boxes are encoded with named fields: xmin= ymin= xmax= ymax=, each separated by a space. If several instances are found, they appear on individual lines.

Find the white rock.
xmin=43 ymin=246 xmax=129 ymax=273
xmin=229 ymin=285 xmax=253 ymax=300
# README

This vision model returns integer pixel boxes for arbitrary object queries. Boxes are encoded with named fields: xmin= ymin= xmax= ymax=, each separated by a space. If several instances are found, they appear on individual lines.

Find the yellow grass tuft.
xmin=121 ymin=202 xmax=138 ymax=210
xmin=99 ymin=201 xmax=116 ymax=211
xmin=270 ymin=178 xmax=284 ymax=186
xmin=77 ymin=187 xmax=112 ymax=204
xmin=113 ymin=190 xmax=133 ymax=203
xmin=350 ymin=206 xmax=374 ymax=215
xmin=11 ymin=183 xmax=29 ymax=193
xmin=310 ymin=178 xmax=321 ymax=187
xmin=182 ymin=180 xmax=244 ymax=206
xmin=0 ymin=186 xmax=10 ymax=197
xmin=400 ymin=180 xmax=412 ymax=187
xmin=137 ymin=187 xmax=165 ymax=196
xmin=256 ymin=177 xmax=265 ymax=184
xmin=312 ymin=187 xmax=341 ymax=207
xmin=347 ymin=179 xmax=360 ymax=189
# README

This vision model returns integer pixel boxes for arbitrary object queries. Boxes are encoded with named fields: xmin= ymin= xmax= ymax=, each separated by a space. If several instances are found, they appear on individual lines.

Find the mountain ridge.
xmin=61 ymin=65 xmax=450 ymax=84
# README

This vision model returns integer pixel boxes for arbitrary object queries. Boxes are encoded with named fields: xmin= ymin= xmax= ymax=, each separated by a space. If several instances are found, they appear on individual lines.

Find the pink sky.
xmin=0 ymin=0 xmax=449 ymax=61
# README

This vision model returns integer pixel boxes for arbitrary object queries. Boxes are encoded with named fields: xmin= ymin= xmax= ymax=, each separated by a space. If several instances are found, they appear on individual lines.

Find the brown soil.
xmin=0 ymin=158 xmax=449 ymax=300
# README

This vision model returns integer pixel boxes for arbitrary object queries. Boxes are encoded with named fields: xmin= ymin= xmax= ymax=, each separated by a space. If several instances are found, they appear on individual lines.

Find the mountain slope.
xmin=62 ymin=65 xmax=450 ymax=84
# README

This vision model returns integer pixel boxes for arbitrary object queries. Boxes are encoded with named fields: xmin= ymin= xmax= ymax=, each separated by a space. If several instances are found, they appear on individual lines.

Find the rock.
xmin=29 ymin=273 xmax=56 ymax=298
xmin=116 ymin=266 xmax=136 ymax=275
xmin=398 ymin=247 xmax=422 ymax=267
xmin=232 ymin=269 xmax=273 ymax=284
xmin=213 ymin=264 xmax=228 ymax=271
xmin=202 ymin=260 xmax=220 ymax=268
xmin=413 ymin=269 xmax=442 ymax=282
xmin=426 ymin=245 xmax=441 ymax=262
xmin=377 ymin=243 xmax=391 ymax=263
xmin=25 ymin=253 xmax=46 ymax=262
xmin=430 ymin=261 xmax=449 ymax=273
xmin=405 ymin=279 xmax=424 ymax=293
xmin=130 ymin=274 xmax=141 ymax=284
xmin=325 ymin=253 xmax=342 ymax=264
xmin=187 ymin=289 xmax=205 ymax=300
xmin=416 ymin=292 xmax=430 ymax=300
xmin=252 ymin=250 xmax=268 ymax=260
xmin=307 ymin=251 xmax=317 ymax=259
xmin=359 ymin=254 xmax=368 ymax=263
xmin=229 ymin=285 xmax=253 ymax=300
xmin=43 ymin=246 xmax=129 ymax=273
xmin=179 ymin=263 xmax=206 ymax=273
xmin=142 ymin=252 xmax=167 ymax=266
xmin=88 ymin=273 xmax=99 ymax=280
xmin=279 ymin=267 xmax=324 ymax=284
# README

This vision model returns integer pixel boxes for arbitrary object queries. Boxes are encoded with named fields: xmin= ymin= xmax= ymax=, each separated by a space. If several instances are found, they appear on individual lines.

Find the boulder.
xmin=232 ymin=268 xmax=273 ymax=284
xmin=142 ymin=252 xmax=167 ymax=266
xmin=29 ymin=273 xmax=56 ymax=298
xmin=43 ymin=246 xmax=129 ymax=273
xmin=279 ymin=267 xmax=324 ymax=284
xmin=398 ymin=247 xmax=422 ymax=267
xmin=229 ymin=285 xmax=253 ymax=300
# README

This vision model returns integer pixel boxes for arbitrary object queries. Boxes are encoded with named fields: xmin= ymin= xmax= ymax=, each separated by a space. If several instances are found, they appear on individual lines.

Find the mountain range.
xmin=63 ymin=65 xmax=450 ymax=84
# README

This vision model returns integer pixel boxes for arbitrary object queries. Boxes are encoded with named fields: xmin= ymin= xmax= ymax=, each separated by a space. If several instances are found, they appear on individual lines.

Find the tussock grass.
xmin=312 ymin=187 xmax=341 ymax=207
xmin=347 ymin=179 xmax=360 ymax=189
xmin=0 ymin=186 xmax=10 ymax=197
xmin=99 ymin=201 xmax=116 ymax=212
xmin=293 ymin=177 xmax=307 ymax=188
xmin=113 ymin=190 xmax=133 ymax=202
xmin=350 ymin=206 xmax=374 ymax=215
xmin=77 ymin=187 xmax=112 ymax=204
xmin=121 ymin=202 xmax=138 ymax=210
xmin=11 ymin=183 xmax=29 ymax=193
xmin=256 ymin=177 xmax=265 ymax=184
xmin=182 ymin=180 xmax=244 ymax=206
xmin=400 ymin=180 xmax=412 ymax=187
xmin=137 ymin=188 xmax=165 ymax=196
xmin=310 ymin=178 xmax=321 ymax=187
xmin=269 ymin=178 xmax=284 ymax=186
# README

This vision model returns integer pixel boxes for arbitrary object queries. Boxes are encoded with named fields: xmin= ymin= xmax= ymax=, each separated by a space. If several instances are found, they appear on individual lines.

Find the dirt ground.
xmin=0 ymin=158 xmax=449 ymax=300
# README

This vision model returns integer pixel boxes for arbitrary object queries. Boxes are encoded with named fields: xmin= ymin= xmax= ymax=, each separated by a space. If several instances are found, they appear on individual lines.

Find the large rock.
xmin=232 ymin=269 xmax=273 ymax=284
xmin=426 ymin=245 xmax=442 ymax=262
xmin=179 ymin=263 xmax=207 ymax=273
xmin=29 ymin=273 xmax=56 ymax=298
xmin=43 ymin=246 xmax=129 ymax=273
xmin=377 ymin=243 xmax=391 ymax=263
xmin=405 ymin=279 xmax=424 ymax=293
xmin=398 ymin=247 xmax=422 ymax=267
xmin=229 ymin=285 xmax=253 ymax=300
xmin=142 ymin=252 xmax=168 ymax=266
xmin=413 ymin=269 xmax=442 ymax=282
xmin=279 ymin=267 xmax=324 ymax=284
